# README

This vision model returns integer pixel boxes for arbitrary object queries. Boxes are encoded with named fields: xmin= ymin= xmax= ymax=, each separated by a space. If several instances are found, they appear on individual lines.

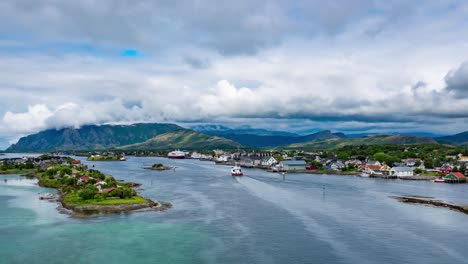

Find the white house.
xmin=216 ymin=155 xmax=231 ymax=162
xmin=191 ymin=152 xmax=202 ymax=159
xmin=261 ymin=156 xmax=277 ymax=166
xmin=240 ymin=158 xmax=254 ymax=168
xmin=389 ymin=167 xmax=414 ymax=177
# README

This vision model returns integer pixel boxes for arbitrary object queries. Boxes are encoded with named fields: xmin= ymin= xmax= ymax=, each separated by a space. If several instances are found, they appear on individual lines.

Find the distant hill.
xmin=436 ymin=131 xmax=468 ymax=145
xmin=7 ymin=123 xmax=184 ymax=152
xmin=210 ymin=130 xmax=346 ymax=148
xmin=192 ymin=125 xmax=298 ymax=136
xmin=286 ymin=135 xmax=438 ymax=150
xmin=119 ymin=130 xmax=241 ymax=150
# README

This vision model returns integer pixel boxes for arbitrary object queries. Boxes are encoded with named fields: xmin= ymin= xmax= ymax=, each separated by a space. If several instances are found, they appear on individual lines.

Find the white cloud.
xmin=1 ymin=0 xmax=468 ymax=145
xmin=2 ymin=104 xmax=53 ymax=133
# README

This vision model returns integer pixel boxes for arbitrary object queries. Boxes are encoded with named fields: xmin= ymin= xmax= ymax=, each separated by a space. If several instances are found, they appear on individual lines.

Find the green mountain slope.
xmin=286 ymin=135 xmax=438 ymax=150
xmin=119 ymin=130 xmax=241 ymax=150
xmin=7 ymin=123 xmax=184 ymax=152
xmin=436 ymin=131 xmax=468 ymax=145
xmin=201 ymin=130 xmax=346 ymax=147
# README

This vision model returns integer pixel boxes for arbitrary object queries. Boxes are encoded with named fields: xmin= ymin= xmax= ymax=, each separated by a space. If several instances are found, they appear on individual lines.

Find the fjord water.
xmin=2 ymin=155 xmax=468 ymax=263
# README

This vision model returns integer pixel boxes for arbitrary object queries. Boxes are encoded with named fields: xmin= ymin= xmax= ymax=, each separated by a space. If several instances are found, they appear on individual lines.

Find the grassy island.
xmin=32 ymin=163 xmax=170 ymax=215
xmin=87 ymin=155 xmax=125 ymax=161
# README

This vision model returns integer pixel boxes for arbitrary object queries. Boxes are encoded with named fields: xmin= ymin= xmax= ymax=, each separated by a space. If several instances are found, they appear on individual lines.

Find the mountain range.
xmin=287 ymin=135 xmax=438 ymax=150
xmin=7 ymin=123 xmax=184 ymax=152
xmin=119 ymin=130 xmax=241 ymax=150
xmin=5 ymin=123 xmax=468 ymax=152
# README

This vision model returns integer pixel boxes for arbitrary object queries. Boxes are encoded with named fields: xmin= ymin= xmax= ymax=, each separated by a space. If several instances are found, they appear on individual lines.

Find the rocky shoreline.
xmin=143 ymin=166 xmax=175 ymax=171
xmin=392 ymin=195 xmax=468 ymax=215
xmin=43 ymin=190 xmax=172 ymax=217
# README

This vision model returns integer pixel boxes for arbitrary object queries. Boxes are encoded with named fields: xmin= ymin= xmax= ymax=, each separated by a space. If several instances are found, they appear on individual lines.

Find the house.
xmin=380 ymin=164 xmax=391 ymax=175
xmin=328 ymin=161 xmax=345 ymax=171
xmin=70 ymin=160 xmax=81 ymax=165
xmin=345 ymin=159 xmax=362 ymax=167
xmin=443 ymin=172 xmax=466 ymax=183
xmin=249 ymin=155 xmax=262 ymax=166
xmin=95 ymin=181 xmax=107 ymax=191
xmin=191 ymin=152 xmax=202 ymax=159
xmin=100 ymin=187 xmax=116 ymax=194
xmin=239 ymin=158 xmax=254 ymax=168
xmin=78 ymin=176 xmax=90 ymax=184
xmin=389 ymin=167 xmax=414 ymax=177
xmin=279 ymin=160 xmax=307 ymax=171
xmin=261 ymin=157 xmax=277 ymax=166
xmin=403 ymin=158 xmax=422 ymax=167
xmin=439 ymin=164 xmax=453 ymax=174
xmin=216 ymin=154 xmax=231 ymax=162
xmin=365 ymin=164 xmax=382 ymax=175
xmin=459 ymin=156 xmax=468 ymax=162
xmin=366 ymin=160 xmax=381 ymax=166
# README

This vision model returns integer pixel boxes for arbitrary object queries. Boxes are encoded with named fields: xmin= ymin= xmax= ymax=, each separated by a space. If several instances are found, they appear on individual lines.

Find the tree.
xmin=424 ymin=159 xmax=434 ymax=169
xmin=460 ymin=163 xmax=466 ymax=173
xmin=337 ymin=152 xmax=349 ymax=160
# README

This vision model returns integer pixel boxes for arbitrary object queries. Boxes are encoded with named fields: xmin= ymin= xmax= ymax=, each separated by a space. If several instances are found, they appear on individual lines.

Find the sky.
xmin=1 ymin=0 xmax=468 ymax=149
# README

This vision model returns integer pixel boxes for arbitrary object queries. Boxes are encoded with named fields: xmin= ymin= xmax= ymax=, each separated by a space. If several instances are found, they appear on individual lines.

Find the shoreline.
xmin=392 ymin=196 xmax=468 ymax=215
xmin=33 ymin=170 xmax=171 ymax=217
xmin=41 ymin=187 xmax=172 ymax=217
xmin=143 ymin=166 xmax=175 ymax=171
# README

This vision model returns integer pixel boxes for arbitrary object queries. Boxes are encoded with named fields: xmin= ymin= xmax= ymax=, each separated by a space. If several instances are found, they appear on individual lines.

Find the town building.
xmin=443 ymin=172 xmax=467 ymax=183
xmin=389 ymin=167 xmax=414 ymax=177
xmin=279 ymin=160 xmax=307 ymax=171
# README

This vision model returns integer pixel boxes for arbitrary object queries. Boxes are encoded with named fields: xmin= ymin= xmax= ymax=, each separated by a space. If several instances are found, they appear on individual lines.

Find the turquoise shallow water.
xmin=2 ymin=154 xmax=468 ymax=264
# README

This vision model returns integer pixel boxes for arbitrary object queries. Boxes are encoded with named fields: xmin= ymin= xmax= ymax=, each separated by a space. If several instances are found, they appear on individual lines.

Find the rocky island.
xmin=144 ymin=163 xmax=174 ymax=171
xmin=393 ymin=195 xmax=468 ymax=215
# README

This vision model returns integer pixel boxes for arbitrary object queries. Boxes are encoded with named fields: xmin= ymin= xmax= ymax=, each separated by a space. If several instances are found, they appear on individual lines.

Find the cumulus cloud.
xmin=2 ymin=0 xmax=468 ymax=146
xmin=445 ymin=61 xmax=468 ymax=97
xmin=2 ymin=104 xmax=53 ymax=133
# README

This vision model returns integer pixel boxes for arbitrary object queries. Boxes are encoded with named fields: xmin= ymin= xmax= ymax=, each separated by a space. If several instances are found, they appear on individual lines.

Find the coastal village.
xmin=42 ymin=146 xmax=468 ymax=184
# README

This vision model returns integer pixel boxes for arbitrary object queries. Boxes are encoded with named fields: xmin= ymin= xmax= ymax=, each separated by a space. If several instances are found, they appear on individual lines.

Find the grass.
xmin=0 ymin=168 xmax=36 ymax=175
xmin=87 ymin=156 xmax=120 ymax=161
xmin=64 ymin=192 xmax=147 ymax=206
xmin=421 ymin=171 xmax=444 ymax=177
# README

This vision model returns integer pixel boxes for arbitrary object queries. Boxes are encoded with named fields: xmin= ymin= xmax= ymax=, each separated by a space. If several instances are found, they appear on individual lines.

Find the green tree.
xmin=424 ymin=159 xmax=434 ymax=169
xmin=78 ymin=185 xmax=97 ymax=200
xmin=337 ymin=152 xmax=349 ymax=160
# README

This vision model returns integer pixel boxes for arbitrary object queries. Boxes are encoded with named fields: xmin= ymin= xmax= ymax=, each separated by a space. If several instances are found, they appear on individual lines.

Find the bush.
xmin=78 ymin=186 xmax=97 ymax=200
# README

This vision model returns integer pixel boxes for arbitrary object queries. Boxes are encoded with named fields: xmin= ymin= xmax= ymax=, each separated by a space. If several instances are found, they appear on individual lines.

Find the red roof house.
xmin=101 ymin=187 xmax=116 ymax=194
xmin=443 ymin=172 xmax=466 ymax=182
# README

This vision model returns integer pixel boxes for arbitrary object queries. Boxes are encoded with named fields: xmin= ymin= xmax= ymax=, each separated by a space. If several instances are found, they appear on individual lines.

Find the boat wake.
xmin=234 ymin=176 xmax=369 ymax=264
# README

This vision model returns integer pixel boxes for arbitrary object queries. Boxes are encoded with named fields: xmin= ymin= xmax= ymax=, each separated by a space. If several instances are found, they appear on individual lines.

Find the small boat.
xmin=360 ymin=172 xmax=370 ymax=178
xmin=39 ymin=193 xmax=55 ymax=200
xmin=434 ymin=178 xmax=445 ymax=183
xmin=168 ymin=150 xmax=185 ymax=159
xmin=231 ymin=164 xmax=243 ymax=177
xmin=119 ymin=156 xmax=127 ymax=161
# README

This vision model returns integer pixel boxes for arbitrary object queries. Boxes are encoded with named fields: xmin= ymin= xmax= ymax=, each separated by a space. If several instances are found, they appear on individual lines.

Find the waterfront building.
xmin=443 ymin=172 xmax=467 ymax=183
xmin=389 ymin=167 xmax=414 ymax=177
xmin=279 ymin=160 xmax=307 ymax=171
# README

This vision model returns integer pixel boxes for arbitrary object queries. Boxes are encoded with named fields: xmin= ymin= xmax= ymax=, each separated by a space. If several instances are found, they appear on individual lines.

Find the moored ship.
xmin=168 ymin=150 xmax=185 ymax=159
